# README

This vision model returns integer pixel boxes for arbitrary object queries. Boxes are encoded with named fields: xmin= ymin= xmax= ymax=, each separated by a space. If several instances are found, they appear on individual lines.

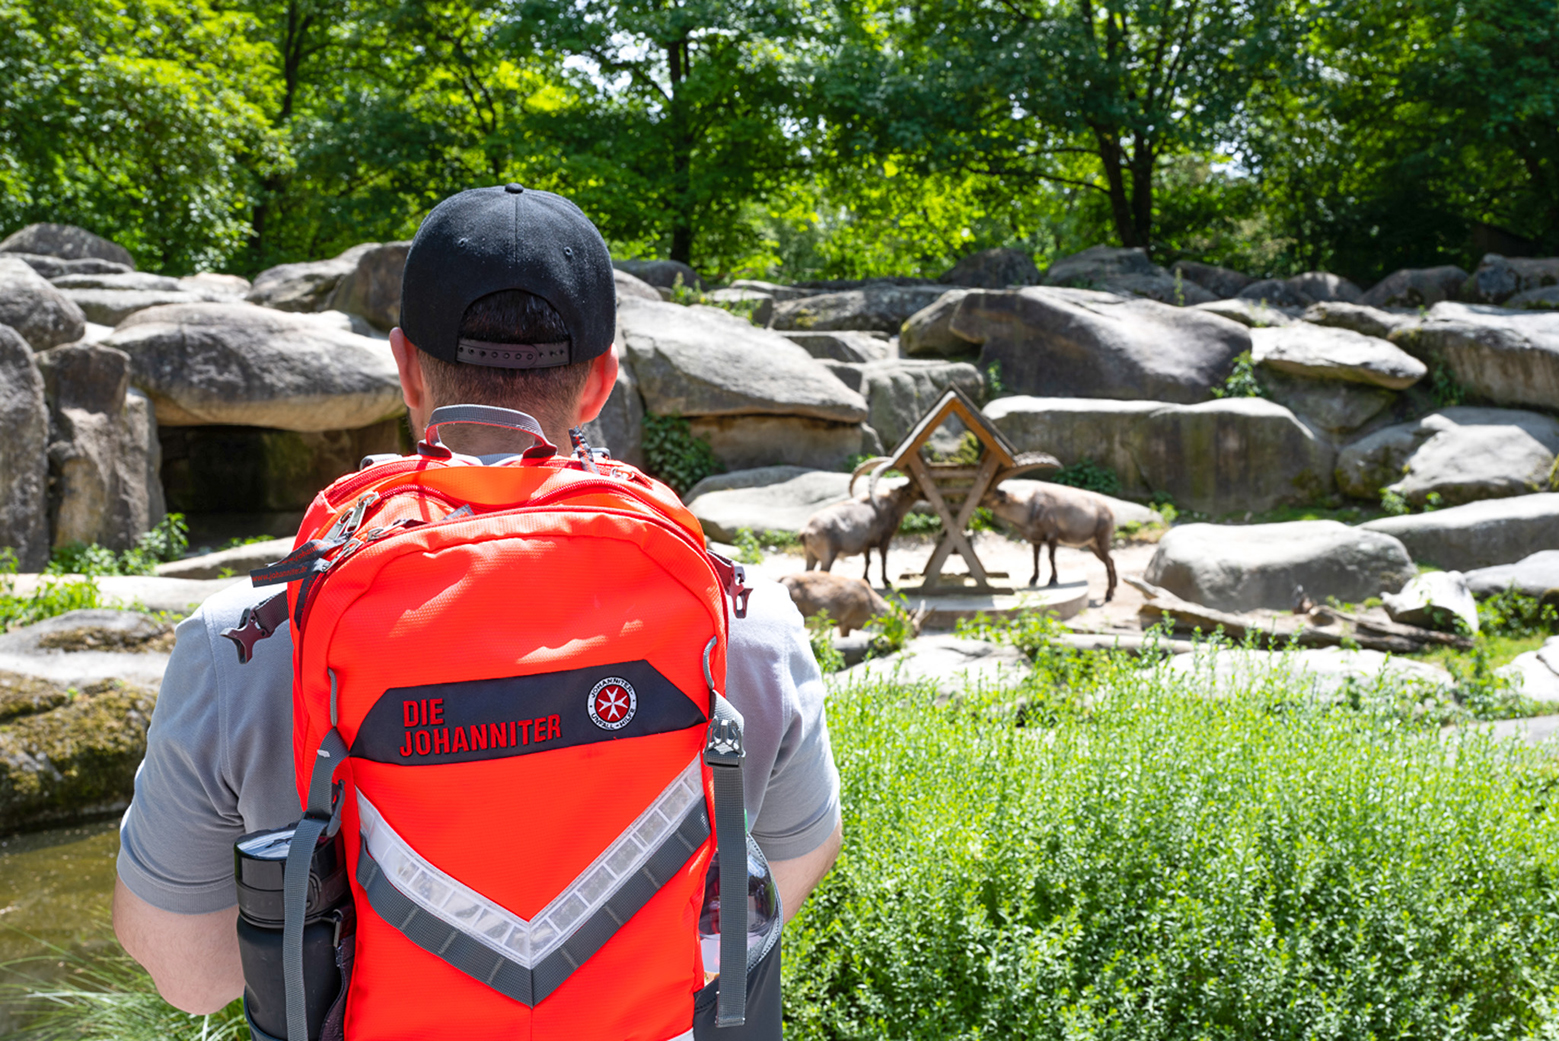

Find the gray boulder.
xmin=1390 ymin=303 xmax=1559 ymax=411
xmin=0 ymin=223 xmax=134 ymax=268
xmin=1189 ymin=298 xmax=1294 ymax=328
xmin=1336 ymin=407 xmax=1559 ymax=506
xmin=770 ymin=284 xmax=954 ymax=334
xmin=1288 ymin=272 xmax=1363 ymax=304
xmin=1383 ymin=570 xmax=1479 ymax=634
xmin=246 ymin=242 xmax=380 ymax=313
xmin=57 ymin=281 xmax=235 ymax=326
xmin=1361 ymin=492 xmax=1559 ymax=570
xmin=7 ymin=254 xmax=131 ymax=279
xmin=51 ymin=272 xmax=181 ymax=292
xmin=157 ymin=538 xmax=292 ymax=580
xmin=1145 ymin=520 xmax=1415 ymax=612
xmin=37 ymin=345 xmax=164 ymax=551
xmin=613 ymin=268 xmax=661 ymax=303
xmin=614 ymin=259 xmax=701 ymax=290
xmin=985 ymin=396 xmax=1335 ymax=514
xmin=1463 ymin=254 xmax=1559 ymax=305
xmin=105 ymin=302 xmax=405 ymax=431
xmin=685 ymin=467 xmax=854 ymax=542
xmin=728 ymin=279 xmax=814 ymax=302
xmin=704 ymin=288 xmax=773 ymax=326
xmin=183 ymin=272 xmax=251 ymax=295
xmin=856 ymin=359 xmax=984 ymax=451
xmin=687 ymin=415 xmax=871 ymax=471
xmin=1360 ymin=266 xmax=1467 ymax=308
xmin=1508 ymin=286 xmax=1559 ymax=310
xmin=620 ymin=299 xmax=866 ymax=423
xmin=0 ymin=324 xmax=49 ymax=570
xmin=324 ymin=241 xmax=410 ymax=331
xmin=938 ymin=248 xmax=1041 ymax=289
xmin=1042 ymin=247 xmax=1216 ymax=304
xmin=781 ymin=331 xmax=891 ymax=364
xmin=0 ymin=257 xmax=86 ymax=350
xmin=579 ymin=351 xmax=645 ymax=467
xmin=948 ymin=287 xmax=1249 ymax=403
xmin=834 ymin=635 xmax=1029 ymax=704
xmin=1172 ymin=261 xmax=1254 ymax=299
xmin=1238 ymin=278 xmax=1314 ymax=309
xmin=1465 ymin=550 xmax=1559 ymax=598
xmin=1502 ymin=645 xmax=1559 ymax=704
xmin=0 ymin=609 xmax=171 ymax=689
xmin=1300 ymin=301 xmax=1418 ymax=340
xmin=1257 ymin=369 xmax=1395 ymax=436
xmin=900 ymin=290 xmax=975 ymax=358
xmin=1250 ymin=324 xmax=1426 ymax=389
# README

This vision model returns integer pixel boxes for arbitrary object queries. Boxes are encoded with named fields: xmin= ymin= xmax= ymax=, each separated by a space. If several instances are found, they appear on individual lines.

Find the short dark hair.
xmin=418 ymin=289 xmax=594 ymax=431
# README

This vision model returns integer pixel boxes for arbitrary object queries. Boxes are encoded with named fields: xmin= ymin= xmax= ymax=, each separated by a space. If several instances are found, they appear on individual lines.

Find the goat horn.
xmin=867 ymin=456 xmax=897 ymax=498
xmin=849 ymin=455 xmax=890 ymax=497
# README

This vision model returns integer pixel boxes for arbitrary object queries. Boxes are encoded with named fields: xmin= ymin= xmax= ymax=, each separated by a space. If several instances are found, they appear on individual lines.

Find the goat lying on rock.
xmin=800 ymin=456 xmax=920 ymax=587
xmin=984 ymin=481 xmax=1117 ymax=601
xmin=779 ymin=572 xmax=889 ymax=635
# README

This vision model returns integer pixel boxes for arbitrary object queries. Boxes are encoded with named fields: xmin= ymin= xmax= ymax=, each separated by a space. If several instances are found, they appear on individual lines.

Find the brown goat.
xmin=799 ymin=457 xmax=920 ymax=588
xmin=779 ymin=572 xmax=890 ymax=635
xmin=984 ymin=481 xmax=1117 ymax=601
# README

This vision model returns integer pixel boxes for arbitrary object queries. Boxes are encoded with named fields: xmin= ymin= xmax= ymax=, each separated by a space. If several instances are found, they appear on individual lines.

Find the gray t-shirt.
xmin=117 ymin=575 xmax=840 ymax=915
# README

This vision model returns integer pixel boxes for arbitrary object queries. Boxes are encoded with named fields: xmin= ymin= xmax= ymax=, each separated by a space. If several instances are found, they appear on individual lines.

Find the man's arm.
xmin=113 ymin=879 xmax=243 ymax=1014
xmin=770 ymin=820 xmax=843 ymax=924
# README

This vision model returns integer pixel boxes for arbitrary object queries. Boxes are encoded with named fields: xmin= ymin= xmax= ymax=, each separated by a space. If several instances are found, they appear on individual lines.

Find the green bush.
xmin=47 ymin=515 xmax=189 ymax=577
xmin=785 ymin=662 xmax=1559 ymax=1039
xmin=642 ymin=413 xmax=724 ymax=495
xmin=1048 ymin=458 xmax=1122 ymax=497
xmin=806 ymin=610 xmax=847 ymax=674
xmin=1480 ymin=587 xmax=1559 ymax=639
xmin=0 ymin=549 xmax=103 ymax=630
xmin=1211 ymin=350 xmax=1267 ymax=400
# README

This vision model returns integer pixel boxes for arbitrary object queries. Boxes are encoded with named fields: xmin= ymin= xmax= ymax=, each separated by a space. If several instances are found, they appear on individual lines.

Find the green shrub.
xmin=732 ymin=528 xmax=765 ymax=565
xmin=863 ymin=593 xmax=919 ymax=659
xmin=1380 ymin=487 xmax=1411 ymax=515
xmin=0 ymin=549 xmax=103 ymax=630
xmin=642 ymin=413 xmax=724 ymax=495
xmin=786 ymin=663 xmax=1559 ymax=1039
xmin=1480 ymin=587 xmax=1559 ymax=639
xmin=1430 ymin=358 xmax=1467 ymax=407
xmin=898 ymin=507 xmax=997 ymax=536
xmin=1211 ymin=350 xmax=1267 ymax=399
xmin=806 ymin=610 xmax=846 ymax=673
xmin=47 ymin=514 xmax=189 ymax=577
xmin=1048 ymin=458 xmax=1122 ymax=497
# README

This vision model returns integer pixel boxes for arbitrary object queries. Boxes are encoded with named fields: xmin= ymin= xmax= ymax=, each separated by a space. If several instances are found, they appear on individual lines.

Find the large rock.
xmin=0 ymin=223 xmax=134 ymax=269
xmin=0 ymin=325 xmax=49 ymax=570
xmin=36 ymin=345 xmax=164 ymax=551
xmin=156 ymin=538 xmax=293 ymax=580
xmin=105 ymin=302 xmax=405 ymax=431
xmin=1250 ymin=324 xmax=1425 ymax=389
xmin=938 ymin=248 xmax=1040 ymax=289
xmin=579 ymin=351 xmax=645 ymax=467
xmin=1501 ymin=646 xmax=1559 ymax=704
xmin=246 ymin=242 xmax=381 ymax=313
xmin=900 ymin=290 xmax=975 ymax=358
xmin=685 ymin=467 xmax=854 ymax=541
xmin=770 ymin=285 xmax=954 ymax=334
xmin=619 ymin=299 xmax=866 ymax=423
xmin=1145 ymin=521 xmax=1415 ymax=612
xmin=1509 ymin=286 xmax=1559 ymax=310
xmin=1390 ymin=303 xmax=1559 ymax=410
xmin=986 ymin=396 xmax=1335 ymax=514
xmin=51 ymin=272 xmax=181 ymax=292
xmin=1238 ymin=278 xmax=1314 ymax=309
xmin=1336 ymin=407 xmax=1559 ymax=506
xmin=780 ymin=331 xmax=891 ymax=364
xmin=56 ymin=276 xmax=235 ymax=326
xmin=949 ymin=287 xmax=1249 ymax=403
xmin=1287 ymin=272 xmax=1363 ymax=304
xmin=728 ymin=280 xmax=814 ymax=302
xmin=613 ymin=268 xmax=661 ymax=303
xmin=1300 ymin=301 xmax=1418 ymax=340
xmin=704 ymin=288 xmax=774 ymax=326
xmin=1361 ymin=492 xmax=1559 ymax=570
xmin=1042 ymin=245 xmax=1155 ymax=287
xmin=1465 ymin=550 xmax=1559 ymax=598
xmin=1462 ymin=254 xmax=1559 ymax=305
xmin=833 ymin=635 xmax=1029 ymax=704
xmin=1383 ymin=570 xmax=1479 ymax=634
xmin=1361 ymin=266 xmax=1467 ymax=308
xmin=1189 ymin=298 xmax=1294 ymax=328
xmin=613 ymin=259 xmax=700 ymax=290
xmin=1257 ymin=369 xmax=1395 ymax=436
xmin=856 ymin=359 xmax=984 ymax=451
xmin=1172 ymin=261 xmax=1254 ymax=299
xmin=686 ymin=415 xmax=869 ymax=472
xmin=7 ymin=254 xmax=131 ymax=279
xmin=0 ymin=609 xmax=171 ymax=689
xmin=159 ymin=419 xmax=403 ymax=514
xmin=323 ymin=241 xmax=410 ymax=331
xmin=0 ymin=257 xmax=86 ymax=350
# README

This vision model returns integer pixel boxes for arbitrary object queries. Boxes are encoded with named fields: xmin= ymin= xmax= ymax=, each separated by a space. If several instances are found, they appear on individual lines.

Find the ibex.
xmin=983 ymin=481 xmax=1118 ymax=601
xmin=779 ymin=572 xmax=889 ymax=636
xmin=799 ymin=455 xmax=921 ymax=588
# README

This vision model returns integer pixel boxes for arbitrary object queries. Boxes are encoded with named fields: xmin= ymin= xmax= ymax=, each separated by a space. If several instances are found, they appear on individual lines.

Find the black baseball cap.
xmin=399 ymin=184 xmax=615 ymax=369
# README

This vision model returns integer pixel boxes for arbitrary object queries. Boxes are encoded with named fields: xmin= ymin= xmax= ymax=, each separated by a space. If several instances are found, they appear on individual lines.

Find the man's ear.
xmin=574 ymin=349 xmax=620 ymax=426
xmin=389 ymin=328 xmax=432 ymax=432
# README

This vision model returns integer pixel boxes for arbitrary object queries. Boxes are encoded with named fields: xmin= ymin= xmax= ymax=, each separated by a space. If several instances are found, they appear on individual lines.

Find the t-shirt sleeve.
xmin=731 ymin=582 xmax=842 ymax=864
xmin=116 ymin=607 xmax=251 ymax=915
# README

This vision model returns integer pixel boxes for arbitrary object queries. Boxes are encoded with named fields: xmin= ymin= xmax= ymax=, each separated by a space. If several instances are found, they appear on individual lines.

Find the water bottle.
xmin=697 ymin=844 xmax=781 ymax=983
xmin=234 ymin=824 xmax=351 ymax=1041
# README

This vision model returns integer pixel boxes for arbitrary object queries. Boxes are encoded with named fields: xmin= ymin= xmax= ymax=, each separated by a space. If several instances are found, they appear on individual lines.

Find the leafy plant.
xmin=1429 ymin=358 xmax=1467 ymax=407
xmin=47 ymin=515 xmax=189 ymax=577
xmin=641 ymin=413 xmax=724 ymax=495
xmin=731 ymin=528 xmax=765 ymax=565
xmin=864 ymin=592 xmax=919 ymax=658
xmin=984 ymin=361 xmax=1006 ymax=398
xmin=1048 ymin=458 xmax=1122 ymax=497
xmin=1480 ymin=587 xmax=1559 ymax=639
xmin=1210 ymin=350 xmax=1267 ymax=399
xmin=805 ymin=611 xmax=845 ymax=674
xmin=0 ymin=550 xmax=103 ymax=631
xmin=1380 ymin=487 xmax=1411 ymax=515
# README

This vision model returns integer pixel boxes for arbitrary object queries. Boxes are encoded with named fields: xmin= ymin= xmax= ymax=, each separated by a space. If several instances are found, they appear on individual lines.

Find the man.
xmin=112 ymin=184 xmax=843 ymax=1015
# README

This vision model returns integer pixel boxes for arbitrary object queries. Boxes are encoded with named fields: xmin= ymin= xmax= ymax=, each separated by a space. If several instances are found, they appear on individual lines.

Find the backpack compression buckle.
xmin=221 ymin=592 xmax=290 ymax=665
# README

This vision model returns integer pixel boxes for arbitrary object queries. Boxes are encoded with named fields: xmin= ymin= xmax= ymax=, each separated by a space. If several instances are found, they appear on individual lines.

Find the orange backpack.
xmin=226 ymin=406 xmax=773 ymax=1041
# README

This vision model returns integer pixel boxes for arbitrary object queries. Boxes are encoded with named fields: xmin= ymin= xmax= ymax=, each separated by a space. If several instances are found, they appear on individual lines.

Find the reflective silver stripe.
xmin=358 ymin=756 xmax=704 ymax=969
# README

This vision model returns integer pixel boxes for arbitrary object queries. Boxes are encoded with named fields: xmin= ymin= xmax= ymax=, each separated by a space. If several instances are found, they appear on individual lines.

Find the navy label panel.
xmin=351 ymin=659 xmax=707 ymax=765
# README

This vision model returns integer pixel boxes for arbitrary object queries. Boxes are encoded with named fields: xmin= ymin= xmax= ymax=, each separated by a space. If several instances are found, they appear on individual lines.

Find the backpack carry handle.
xmin=419 ymin=405 xmax=557 ymax=460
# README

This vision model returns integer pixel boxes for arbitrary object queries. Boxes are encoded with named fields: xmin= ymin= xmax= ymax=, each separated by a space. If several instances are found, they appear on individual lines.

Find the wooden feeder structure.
xmin=877 ymin=387 xmax=1059 ymax=595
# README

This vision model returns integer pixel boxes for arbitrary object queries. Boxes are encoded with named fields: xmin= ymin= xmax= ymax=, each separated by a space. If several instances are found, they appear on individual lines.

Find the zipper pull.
xmin=327 ymin=492 xmax=379 ymax=541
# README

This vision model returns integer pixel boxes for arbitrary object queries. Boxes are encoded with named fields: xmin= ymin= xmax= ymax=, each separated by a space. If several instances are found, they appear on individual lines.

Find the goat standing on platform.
xmin=800 ymin=456 xmax=920 ymax=588
xmin=984 ymin=481 xmax=1118 ymax=601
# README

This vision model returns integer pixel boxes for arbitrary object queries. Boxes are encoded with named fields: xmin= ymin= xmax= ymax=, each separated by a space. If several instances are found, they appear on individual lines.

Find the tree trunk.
xmin=666 ymin=39 xmax=694 ymax=265
xmin=1129 ymin=134 xmax=1154 ymax=248
xmin=1092 ymin=127 xmax=1143 ymax=248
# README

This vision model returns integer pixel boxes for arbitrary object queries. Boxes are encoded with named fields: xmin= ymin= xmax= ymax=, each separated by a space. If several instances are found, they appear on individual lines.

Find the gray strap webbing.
xmin=284 ymin=728 xmax=347 ymax=1041
xmin=357 ymin=802 xmax=709 ymax=1006
xmin=705 ymin=694 xmax=747 ymax=1028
